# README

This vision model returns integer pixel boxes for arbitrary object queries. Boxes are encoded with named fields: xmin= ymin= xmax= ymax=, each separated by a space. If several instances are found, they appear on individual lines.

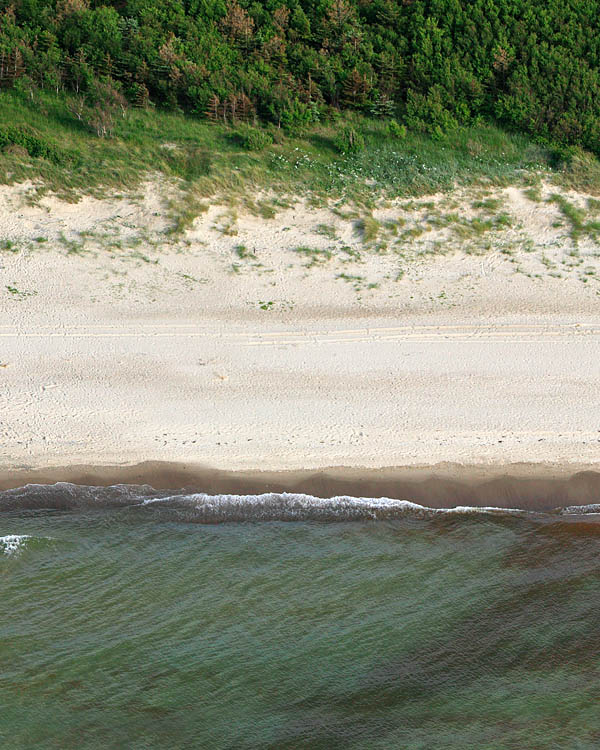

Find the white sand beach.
xmin=1 ymin=179 xmax=599 ymax=476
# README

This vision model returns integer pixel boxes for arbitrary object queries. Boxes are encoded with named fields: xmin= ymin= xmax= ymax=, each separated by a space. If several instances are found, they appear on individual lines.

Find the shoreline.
xmin=2 ymin=461 xmax=600 ymax=510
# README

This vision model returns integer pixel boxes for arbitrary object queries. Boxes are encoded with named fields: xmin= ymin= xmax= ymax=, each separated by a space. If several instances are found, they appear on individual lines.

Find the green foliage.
xmin=280 ymin=100 xmax=314 ymax=135
xmin=233 ymin=126 xmax=273 ymax=151
xmin=2 ymin=88 xmax=600 ymax=204
xmin=334 ymin=127 xmax=364 ymax=155
xmin=0 ymin=126 xmax=61 ymax=163
xmin=357 ymin=216 xmax=380 ymax=242
xmin=164 ymin=147 xmax=212 ymax=181
xmin=387 ymin=120 xmax=407 ymax=140
xmin=548 ymin=193 xmax=600 ymax=241
xmin=1 ymin=0 xmax=600 ymax=155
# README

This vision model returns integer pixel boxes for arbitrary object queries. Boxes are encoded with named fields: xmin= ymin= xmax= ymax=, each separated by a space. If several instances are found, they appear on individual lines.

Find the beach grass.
xmin=2 ymin=90 xmax=600 ymax=205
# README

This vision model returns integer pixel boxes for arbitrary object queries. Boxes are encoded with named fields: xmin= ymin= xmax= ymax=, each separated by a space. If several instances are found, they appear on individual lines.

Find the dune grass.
xmin=2 ymin=90 xmax=600 ymax=205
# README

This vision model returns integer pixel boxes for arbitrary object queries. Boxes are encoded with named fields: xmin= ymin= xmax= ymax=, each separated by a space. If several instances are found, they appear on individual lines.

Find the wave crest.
xmin=138 ymin=492 xmax=526 ymax=522
xmin=1 ymin=534 xmax=31 ymax=555
xmin=1 ymin=483 xmax=598 ymax=523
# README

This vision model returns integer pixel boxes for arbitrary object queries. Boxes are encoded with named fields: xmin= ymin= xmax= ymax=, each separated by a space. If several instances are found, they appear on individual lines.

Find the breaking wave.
xmin=2 ymin=482 xmax=598 ymax=522
xmin=1 ymin=534 xmax=31 ymax=555
xmin=0 ymin=533 xmax=54 ymax=555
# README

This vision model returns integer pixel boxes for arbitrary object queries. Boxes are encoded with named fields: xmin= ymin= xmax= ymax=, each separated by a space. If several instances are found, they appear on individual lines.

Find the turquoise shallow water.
xmin=2 ymin=485 xmax=600 ymax=749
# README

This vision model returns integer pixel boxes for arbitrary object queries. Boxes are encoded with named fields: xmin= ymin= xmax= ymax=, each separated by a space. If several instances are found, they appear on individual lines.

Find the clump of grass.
xmin=340 ymin=245 xmax=362 ymax=261
xmin=549 ymin=194 xmax=585 ymax=235
xmin=177 ymin=272 xmax=208 ymax=284
xmin=451 ymin=212 xmax=513 ymax=239
xmin=214 ymin=211 xmax=238 ymax=236
xmin=168 ymin=193 xmax=209 ymax=236
xmin=337 ymin=272 xmax=364 ymax=284
xmin=129 ymin=250 xmax=158 ymax=264
xmin=554 ymin=148 xmax=600 ymax=195
xmin=425 ymin=212 xmax=459 ymax=228
xmin=588 ymin=197 xmax=600 ymax=213
xmin=6 ymin=283 xmax=36 ymax=299
xmin=524 ymin=185 xmax=543 ymax=202
xmin=293 ymin=246 xmax=333 ymax=266
xmin=472 ymin=196 xmax=502 ymax=211
xmin=336 ymin=272 xmax=377 ymax=292
xmin=1 ymin=239 xmax=18 ymax=252
xmin=383 ymin=219 xmax=399 ymax=235
xmin=548 ymin=193 xmax=600 ymax=241
xmin=316 ymin=223 xmax=337 ymax=239
xmin=164 ymin=146 xmax=212 ymax=182
xmin=493 ymin=212 xmax=513 ymax=228
xmin=373 ymin=241 xmax=388 ymax=254
xmin=235 ymin=244 xmax=256 ymax=259
xmin=399 ymin=226 xmax=425 ymax=240
xmin=332 ymin=207 xmax=360 ymax=220
xmin=357 ymin=215 xmax=380 ymax=243
xmin=252 ymin=200 xmax=277 ymax=219
xmin=58 ymin=232 xmax=86 ymax=255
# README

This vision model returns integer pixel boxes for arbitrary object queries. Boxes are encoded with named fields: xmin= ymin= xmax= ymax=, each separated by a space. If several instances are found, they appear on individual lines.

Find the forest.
xmin=1 ymin=0 xmax=600 ymax=154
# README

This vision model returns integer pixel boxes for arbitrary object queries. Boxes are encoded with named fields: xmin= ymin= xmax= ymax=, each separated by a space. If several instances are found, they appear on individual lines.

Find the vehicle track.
xmin=1 ymin=322 xmax=600 ymax=345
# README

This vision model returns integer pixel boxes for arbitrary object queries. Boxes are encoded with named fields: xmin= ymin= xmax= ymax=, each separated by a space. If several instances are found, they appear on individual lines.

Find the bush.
xmin=0 ymin=126 xmax=61 ymax=162
xmin=67 ymin=81 xmax=128 ymax=138
xmin=280 ymin=100 xmax=313 ymax=135
xmin=234 ymin=126 xmax=273 ymax=151
xmin=334 ymin=126 xmax=365 ymax=154
xmin=387 ymin=119 xmax=407 ymax=139
xmin=405 ymin=86 xmax=459 ymax=136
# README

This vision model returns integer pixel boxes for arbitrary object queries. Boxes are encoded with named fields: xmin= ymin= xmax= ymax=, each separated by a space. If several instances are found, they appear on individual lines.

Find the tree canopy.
xmin=2 ymin=0 xmax=600 ymax=152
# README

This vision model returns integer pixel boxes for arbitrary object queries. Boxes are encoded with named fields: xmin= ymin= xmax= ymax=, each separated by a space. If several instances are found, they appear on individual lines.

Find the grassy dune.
xmin=3 ymin=90 xmax=600 ymax=208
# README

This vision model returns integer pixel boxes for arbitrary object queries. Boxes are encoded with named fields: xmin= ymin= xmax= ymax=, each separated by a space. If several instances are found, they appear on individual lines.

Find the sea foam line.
xmin=140 ymin=492 xmax=526 ymax=519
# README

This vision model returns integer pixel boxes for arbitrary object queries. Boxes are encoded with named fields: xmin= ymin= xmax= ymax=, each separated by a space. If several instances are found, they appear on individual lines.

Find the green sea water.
xmin=1 ymin=486 xmax=600 ymax=749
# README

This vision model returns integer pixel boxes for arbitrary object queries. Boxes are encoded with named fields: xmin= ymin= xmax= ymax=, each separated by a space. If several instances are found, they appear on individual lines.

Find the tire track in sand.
xmin=1 ymin=322 xmax=599 ymax=346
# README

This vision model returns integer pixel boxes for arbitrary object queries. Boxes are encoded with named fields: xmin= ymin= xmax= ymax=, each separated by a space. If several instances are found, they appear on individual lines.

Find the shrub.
xmin=0 ymin=126 xmax=61 ymax=162
xmin=267 ymin=125 xmax=286 ymax=145
xmin=405 ymin=86 xmax=459 ymax=136
xmin=67 ymin=81 xmax=128 ymax=138
xmin=280 ymin=100 xmax=313 ymax=135
xmin=334 ymin=126 xmax=365 ymax=154
xmin=234 ymin=126 xmax=273 ymax=151
xmin=387 ymin=119 xmax=407 ymax=139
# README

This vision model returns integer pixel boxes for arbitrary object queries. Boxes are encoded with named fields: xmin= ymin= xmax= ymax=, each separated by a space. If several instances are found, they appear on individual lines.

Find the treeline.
xmin=2 ymin=0 xmax=600 ymax=152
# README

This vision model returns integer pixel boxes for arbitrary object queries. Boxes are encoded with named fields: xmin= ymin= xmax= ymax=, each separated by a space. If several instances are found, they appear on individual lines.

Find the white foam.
xmin=143 ymin=492 xmax=425 ymax=509
xmin=559 ymin=504 xmax=600 ymax=515
xmin=141 ymin=492 xmax=524 ymax=517
xmin=443 ymin=505 xmax=525 ymax=515
xmin=0 ymin=534 xmax=31 ymax=555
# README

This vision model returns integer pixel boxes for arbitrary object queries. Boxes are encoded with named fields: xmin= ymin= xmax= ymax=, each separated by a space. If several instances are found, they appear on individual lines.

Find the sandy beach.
xmin=1 ymin=179 xmax=599 ymax=483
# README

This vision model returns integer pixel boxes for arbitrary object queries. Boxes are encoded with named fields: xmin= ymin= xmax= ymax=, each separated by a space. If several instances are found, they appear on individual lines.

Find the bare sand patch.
xmin=1 ymin=180 xmax=599 ymax=474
